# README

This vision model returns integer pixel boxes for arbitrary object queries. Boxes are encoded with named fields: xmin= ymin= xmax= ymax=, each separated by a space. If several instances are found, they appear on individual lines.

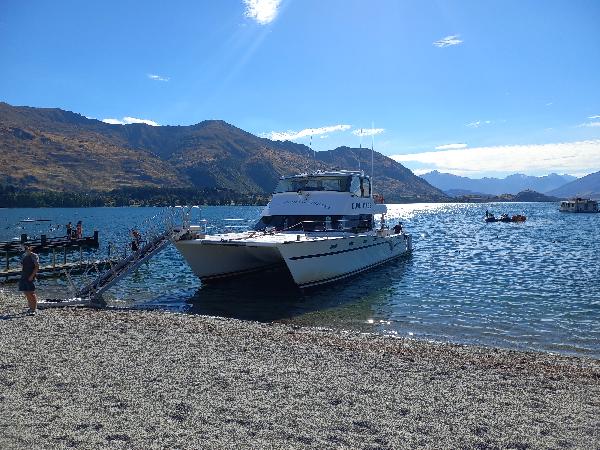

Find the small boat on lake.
xmin=175 ymin=170 xmax=412 ymax=288
xmin=559 ymin=198 xmax=599 ymax=213
xmin=484 ymin=211 xmax=526 ymax=223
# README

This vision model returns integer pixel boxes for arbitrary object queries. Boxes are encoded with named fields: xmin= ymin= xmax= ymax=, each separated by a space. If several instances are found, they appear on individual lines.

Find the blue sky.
xmin=1 ymin=0 xmax=599 ymax=177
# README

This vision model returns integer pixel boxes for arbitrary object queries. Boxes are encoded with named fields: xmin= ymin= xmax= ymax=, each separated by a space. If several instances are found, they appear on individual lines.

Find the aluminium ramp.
xmin=76 ymin=228 xmax=186 ymax=302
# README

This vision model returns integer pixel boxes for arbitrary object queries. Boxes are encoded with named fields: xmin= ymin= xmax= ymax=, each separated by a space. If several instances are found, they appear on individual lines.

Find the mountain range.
xmin=0 ymin=102 xmax=447 ymax=203
xmin=420 ymin=171 xmax=577 ymax=196
xmin=547 ymin=171 xmax=600 ymax=199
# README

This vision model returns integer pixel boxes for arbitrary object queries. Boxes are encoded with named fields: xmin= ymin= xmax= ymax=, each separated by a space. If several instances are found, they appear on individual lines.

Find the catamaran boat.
xmin=175 ymin=170 xmax=412 ymax=288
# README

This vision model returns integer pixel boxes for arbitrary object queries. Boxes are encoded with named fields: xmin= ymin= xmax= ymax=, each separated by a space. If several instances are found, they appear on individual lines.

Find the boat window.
xmin=254 ymin=214 xmax=374 ymax=232
xmin=361 ymin=177 xmax=371 ymax=197
xmin=274 ymin=176 xmax=351 ymax=193
xmin=350 ymin=176 xmax=361 ymax=196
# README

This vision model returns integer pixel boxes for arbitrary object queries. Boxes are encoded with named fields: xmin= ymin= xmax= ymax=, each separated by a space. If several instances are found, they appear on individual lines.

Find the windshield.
xmin=274 ymin=176 xmax=351 ymax=193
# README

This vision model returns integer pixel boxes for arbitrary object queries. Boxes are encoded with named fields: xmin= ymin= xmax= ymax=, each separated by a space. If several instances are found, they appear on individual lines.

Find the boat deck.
xmin=187 ymin=230 xmax=386 ymax=246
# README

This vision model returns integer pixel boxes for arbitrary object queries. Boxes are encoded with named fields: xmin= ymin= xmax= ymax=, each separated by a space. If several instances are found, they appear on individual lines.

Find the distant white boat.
xmin=175 ymin=170 xmax=412 ymax=288
xmin=559 ymin=198 xmax=599 ymax=213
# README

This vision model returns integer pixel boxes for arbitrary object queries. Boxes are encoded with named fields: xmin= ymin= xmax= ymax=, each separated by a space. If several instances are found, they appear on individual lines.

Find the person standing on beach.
xmin=19 ymin=244 xmax=39 ymax=316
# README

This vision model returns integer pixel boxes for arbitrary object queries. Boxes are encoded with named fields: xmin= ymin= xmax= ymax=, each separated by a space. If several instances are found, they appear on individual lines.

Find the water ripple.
xmin=1 ymin=203 xmax=599 ymax=358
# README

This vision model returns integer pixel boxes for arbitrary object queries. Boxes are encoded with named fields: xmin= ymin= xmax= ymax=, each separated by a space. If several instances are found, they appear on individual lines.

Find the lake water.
xmin=1 ymin=204 xmax=599 ymax=358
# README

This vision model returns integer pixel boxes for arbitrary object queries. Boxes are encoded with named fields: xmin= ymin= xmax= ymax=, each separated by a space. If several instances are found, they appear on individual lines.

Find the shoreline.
xmin=1 ymin=288 xmax=599 ymax=448
xmin=0 ymin=200 xmax=565 ymax=209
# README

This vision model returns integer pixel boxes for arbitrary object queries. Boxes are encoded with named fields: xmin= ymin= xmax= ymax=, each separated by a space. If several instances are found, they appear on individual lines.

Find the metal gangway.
xmin=75 ymin=227 xmax=186 ymax=304
xmin=39 ymin=207 xmax=195 ymax=308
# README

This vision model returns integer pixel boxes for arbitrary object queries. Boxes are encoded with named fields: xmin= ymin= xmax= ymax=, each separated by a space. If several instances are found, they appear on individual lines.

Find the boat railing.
xmin=291 ymin=219 xmax=373 ymax=233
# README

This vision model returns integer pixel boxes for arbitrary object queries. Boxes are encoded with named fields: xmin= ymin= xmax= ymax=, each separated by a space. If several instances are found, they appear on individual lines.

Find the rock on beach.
xmin=0 ymin=288 xmax=599 ymax=449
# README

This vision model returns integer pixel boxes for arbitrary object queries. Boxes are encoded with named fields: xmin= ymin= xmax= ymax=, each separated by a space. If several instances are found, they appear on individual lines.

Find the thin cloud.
xmin=243 ymin=0 xmax=281 ymax=24
xmin=102 ymin=118 xmax=124 ymax=125
xmin=102 ymin=117 xmax=160 ymax=126
xmin=263 ymin=124 xmax=351 ymax=141
xmin=577 ymin=122 xmax=600 ymax=128
xmin=147 ymin=74 xmax=169 ymax=82
xmin=466 ymin=120 xmax=492 ymax=128
xmin=352 ymin=128 xmax=385 ymax=137
xmin=412 ymin=168 xmax=433 ymax=176
xmin=390 ymin=140 xmax=600 ymax=177
xmin=433 ymin=35 xmax=463 ymax=48
xmin=435 ymin=143 xmax=467 ymax=150
xmin=588 ymin=115 xmax=600 ymax=119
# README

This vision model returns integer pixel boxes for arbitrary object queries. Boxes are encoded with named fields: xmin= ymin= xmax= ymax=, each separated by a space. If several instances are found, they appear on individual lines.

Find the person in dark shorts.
xmin=18 ymin=244 xmax=39 ymax=315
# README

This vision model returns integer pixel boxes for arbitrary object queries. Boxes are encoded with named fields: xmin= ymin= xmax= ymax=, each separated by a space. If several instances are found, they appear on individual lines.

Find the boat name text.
xmin=283 ymin=200 xmax=332 ymax=210
xmin=351 ymin=202 xmax=373 ymax=210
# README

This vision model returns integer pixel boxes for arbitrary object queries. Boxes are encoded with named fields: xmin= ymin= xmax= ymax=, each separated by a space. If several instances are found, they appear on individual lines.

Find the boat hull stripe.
xmin=288 ymin=239 xmax=393 ymax=260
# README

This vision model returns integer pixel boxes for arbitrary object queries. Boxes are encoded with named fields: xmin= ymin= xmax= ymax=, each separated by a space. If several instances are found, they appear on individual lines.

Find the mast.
xmin=371 ymin=122 xmax=375 ymax=192
xmin=309 ymin=134 xmax=314 ymax=172
xmin=358 ymin=128 xmax=362 ymax=171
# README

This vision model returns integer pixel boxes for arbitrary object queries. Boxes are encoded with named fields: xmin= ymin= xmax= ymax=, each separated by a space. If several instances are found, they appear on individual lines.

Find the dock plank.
xmin=0 ymin=258 xmax=121 ymax=282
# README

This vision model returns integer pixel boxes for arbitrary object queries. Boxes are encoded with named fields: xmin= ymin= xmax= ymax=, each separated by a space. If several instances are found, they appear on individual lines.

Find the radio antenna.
xmin=371 ymin=122 xmax=375 ymax=190
xmin=358 ymin=128 xmax=362 ymax=171
xmin=310 ymin=134 xmax=314 ymax=172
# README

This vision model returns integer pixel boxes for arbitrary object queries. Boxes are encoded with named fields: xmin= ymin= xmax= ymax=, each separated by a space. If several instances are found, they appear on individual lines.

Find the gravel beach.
xmin=1 ymin=288 xmax=599 ymax=449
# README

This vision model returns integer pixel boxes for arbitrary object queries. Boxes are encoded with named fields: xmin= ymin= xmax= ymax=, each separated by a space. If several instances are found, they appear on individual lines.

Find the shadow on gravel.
xmin=0 ymin=311 xmax=28 ymax=320
xmin=185 ymin=254 xmax=413 ymax=323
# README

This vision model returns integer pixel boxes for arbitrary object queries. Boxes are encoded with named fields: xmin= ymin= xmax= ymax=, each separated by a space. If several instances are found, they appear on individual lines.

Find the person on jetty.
xmin=393 ymin=222 xmax=403 ymax=234
xmin=66 ymin=221 xmax=73 ymax=239
xmin=19 ymin=244 xmax=39 ymax=316
xmin=76 ymin=221 xmax=83 ymax=239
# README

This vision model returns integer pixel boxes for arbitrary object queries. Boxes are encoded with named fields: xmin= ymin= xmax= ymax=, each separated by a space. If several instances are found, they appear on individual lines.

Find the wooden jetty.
xmin=1 ymin=231 xmax=105 ymax=279
xmin=1 ymin=258 xmax=120 ymax=282
xmin=0 ymin=231 xmax=100 ymax=256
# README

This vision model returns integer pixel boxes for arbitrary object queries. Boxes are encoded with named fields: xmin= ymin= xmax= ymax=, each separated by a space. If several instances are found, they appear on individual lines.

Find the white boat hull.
xmin=175 ymin=232 xmax=412 ymax=287
xmin=278 ymin=233 xmax=411 ymax=287
xmin=175 ymin=239 xmax=283 ymax=281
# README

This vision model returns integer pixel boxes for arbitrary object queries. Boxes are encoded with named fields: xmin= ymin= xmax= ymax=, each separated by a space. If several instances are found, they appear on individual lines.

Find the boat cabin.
xmin=257 ymin=171 xmax=383 ymax=233
xmin=559 ymin=198 xmax=599 ymax=213
xmin=274 ymin=171 xmax=371 ymax=197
